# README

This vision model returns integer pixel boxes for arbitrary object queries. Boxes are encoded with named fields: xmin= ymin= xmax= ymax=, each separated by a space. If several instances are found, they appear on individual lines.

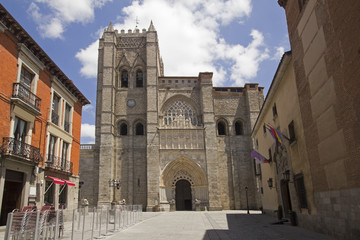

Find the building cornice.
xmin=0 ymin=4 xmax=90 ymax=106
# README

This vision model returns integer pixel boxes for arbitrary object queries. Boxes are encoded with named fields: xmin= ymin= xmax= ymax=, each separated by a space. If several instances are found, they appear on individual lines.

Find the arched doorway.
xmin=175 ymin=180 xmax=192 ymax=210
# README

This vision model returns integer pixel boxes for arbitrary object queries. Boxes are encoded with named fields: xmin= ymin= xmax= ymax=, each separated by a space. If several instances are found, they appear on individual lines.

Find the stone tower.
xmin=91 ymin=22 xmax=263 ymax=211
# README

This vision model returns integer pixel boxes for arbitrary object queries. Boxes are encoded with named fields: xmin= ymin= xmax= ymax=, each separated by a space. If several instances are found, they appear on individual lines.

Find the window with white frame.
xmin=64 ymin=104 xmax=71 ymax=133
xmin=51 ymin=94 xmax=61 ymax=125
xmin=47 ymin=135 xmax=57 ymax=163
xmin=61 ymin=141 xmax=69 ymax=169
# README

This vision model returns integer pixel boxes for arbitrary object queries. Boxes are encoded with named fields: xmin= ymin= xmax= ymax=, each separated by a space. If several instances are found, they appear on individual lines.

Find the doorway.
xmin=175 ymin=180 xmax=192 ymax=211
xmin=0 ymin=170 xmax=24 ymax=225
xmin=280 ymin=179 xmax=292 ymax=217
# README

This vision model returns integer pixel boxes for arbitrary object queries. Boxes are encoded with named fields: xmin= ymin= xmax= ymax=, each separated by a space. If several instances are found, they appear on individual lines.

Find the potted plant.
xmin=277 ymin=205 xmax=283 ymax=220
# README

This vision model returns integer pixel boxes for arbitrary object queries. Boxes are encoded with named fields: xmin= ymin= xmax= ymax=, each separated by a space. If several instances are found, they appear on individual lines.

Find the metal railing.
xmin=46 ymin=154 xmax=73 ymax=174
xmin=0 ymin=137 xmax=43 ymax=164
xmin=12 ymin=83 xmax=41 ymax=112
xmin=5 ymin=208 xmax=64 ymax=240
xmin=71 ymin=205 xmax=142 ymax=240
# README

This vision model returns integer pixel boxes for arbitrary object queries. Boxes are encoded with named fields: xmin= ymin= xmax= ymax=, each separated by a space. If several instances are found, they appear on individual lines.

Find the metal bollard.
xmin=71 ymin=209 xmax=76 ymax=240
xmin=91 ymin=207 xmax=96 ymax=239
xmin=82 ymin=208 xmax=86 ymax=240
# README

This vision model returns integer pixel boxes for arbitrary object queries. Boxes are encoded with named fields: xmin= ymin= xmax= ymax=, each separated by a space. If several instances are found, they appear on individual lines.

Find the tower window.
xmin=121 ymin=70 xmax=128 ymax=88
xmin=217 ymin=121 xmax=226 ymax=136
xmin=136 ymin=70 xmax=143 ymax=88
xmin=135 ymin=123 xmax=144 ymax=135
xmin=120 ymin=123 xmax=128 ymax=136
xmin=235 ymin=121 xmax=243 ymax=135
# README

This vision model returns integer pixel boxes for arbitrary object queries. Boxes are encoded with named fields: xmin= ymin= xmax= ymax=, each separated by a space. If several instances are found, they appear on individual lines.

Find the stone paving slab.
xmin=105 ymin=211 xmax=337 ymax=240
xmin=0 ymin=211 xmax=338 ymax=240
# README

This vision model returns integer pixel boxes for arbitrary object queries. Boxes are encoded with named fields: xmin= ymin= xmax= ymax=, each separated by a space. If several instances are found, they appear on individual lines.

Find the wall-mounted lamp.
xmin=79 ymin=181 xmax=84 ymax=189
xmin=283 ymin=170 xmax=290 ymax=182
xmin=109 ymin=179 xmax=120 ymax=189
xmin=267 ymin=178 xmax=273 ymax=189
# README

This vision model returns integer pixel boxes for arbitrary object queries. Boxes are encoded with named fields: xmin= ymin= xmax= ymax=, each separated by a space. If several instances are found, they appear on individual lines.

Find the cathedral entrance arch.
xmin=175 ymin=180 xmax=192 ymax=210
xmin=160 ymin=156 xmax=209 ymax=211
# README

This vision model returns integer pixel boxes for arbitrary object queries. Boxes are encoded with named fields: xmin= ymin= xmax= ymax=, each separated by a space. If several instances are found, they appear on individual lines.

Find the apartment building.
xmin=0 ymin=4 xmax=89 ymax=224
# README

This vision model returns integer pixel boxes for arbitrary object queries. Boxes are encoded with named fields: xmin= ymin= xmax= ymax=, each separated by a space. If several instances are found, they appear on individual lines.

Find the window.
xmin=272 ymin=103 xmax=278 ymax=118
xmin=64 ymin=104 xmax=71 ymax=133
xmin=288 ymin=121 xmax=296 ymax=144
xmin=294 ymin=174 xmax=308 ymax=208
xmin=235 ymin=121 xmax=243 ymax=135
xmin=13 ymin=117 xmax=27 ymax=142
xmin=59 ymin=185 xmax=67 ymax=209
xmin=120 ymin=123 xmax=128 ymax=136
xmin=135 ymin=123 xmax=144 ymax=135
xmin=20 ymin=67 xmax=34 ymax=90
xmin=61 ymin=142 xmax=69 ymax=169
xmin=121 ymin=70 xmax=128 ymax=88
xmin=217 ymin=121 xmax=226 ymax=136
xmin=268 ymin=148 xmax=272 ymax=162
xmin=253 ymin=159 xmax=261 ymax=176
xmin=163 ymin=100 xmax=198 ymax=126
xmin=47 ymin=135 xmax=57 ymax=163
xmin=136 ymin=70 xmax=143 ymax=88
xmin=44 ymin=181 xmax=54 ymax=205
xmin=52 ymin=94 xmax=60 ymax=125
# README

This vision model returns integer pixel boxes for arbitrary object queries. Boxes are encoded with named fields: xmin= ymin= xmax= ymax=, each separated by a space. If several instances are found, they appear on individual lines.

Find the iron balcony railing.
xmin=12 ymin=83 xmax=41 ymax=112
xmin=0 ymin=137 xmax=42 ymax=164
xmin=46 ymin=154 xmax=73 ymax=174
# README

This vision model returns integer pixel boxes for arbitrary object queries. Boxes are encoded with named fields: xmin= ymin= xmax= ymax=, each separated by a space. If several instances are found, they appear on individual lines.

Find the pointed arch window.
xmin=235 ymin=121 xmax=243 ymax=135
xmin=217 ymin=121 xmax=226 ymax=136
xmin=136 ymin=70 xmax=143 ymax=88
xmin=120 ymin=123 xmax=128 ymax=136
xmin=121 ymin=70 xmax=128 ymax=88
xmin=135 ymin=123 xmax=144 ymax=135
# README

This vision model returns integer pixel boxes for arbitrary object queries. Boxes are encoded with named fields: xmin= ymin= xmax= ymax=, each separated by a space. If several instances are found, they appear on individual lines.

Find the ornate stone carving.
xmin=117 ymin=37 xmax=146 ymax=48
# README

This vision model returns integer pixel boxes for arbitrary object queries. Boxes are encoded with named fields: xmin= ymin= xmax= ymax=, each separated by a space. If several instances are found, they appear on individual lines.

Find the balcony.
xmin=0 ymin=137 xmax=43 ymax=164
xmin=46 ymin=154 xmax=73 ymax=174
xmin=11 ymin=83 xmax=41 ymax=115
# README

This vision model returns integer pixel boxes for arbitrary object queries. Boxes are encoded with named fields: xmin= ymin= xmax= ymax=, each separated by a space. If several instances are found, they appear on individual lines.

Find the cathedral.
xmin=80 ymin=22 xmax=264 ymax=211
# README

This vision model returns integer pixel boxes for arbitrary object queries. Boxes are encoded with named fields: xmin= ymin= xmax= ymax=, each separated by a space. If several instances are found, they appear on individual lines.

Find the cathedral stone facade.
xmin=80 ymin=22 xmax=264 ymax=211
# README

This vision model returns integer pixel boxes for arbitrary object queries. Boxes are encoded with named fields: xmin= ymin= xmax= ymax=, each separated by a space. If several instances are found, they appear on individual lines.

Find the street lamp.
xmin=283 ymin=170 xmax=290 ymax=182
xmin=109 ymin=179 xmax=120 ymax=205
xmin=245 ymin=186 xmax=249 ymax=214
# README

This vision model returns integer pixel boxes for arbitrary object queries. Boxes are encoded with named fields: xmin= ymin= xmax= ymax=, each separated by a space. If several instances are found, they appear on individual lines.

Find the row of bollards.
xmin=71 ymin=205 xmax=142 ymax=240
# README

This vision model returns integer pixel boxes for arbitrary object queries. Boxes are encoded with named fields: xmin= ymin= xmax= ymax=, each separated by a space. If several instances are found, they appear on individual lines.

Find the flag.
xmin=267 ymin=125 xmax=282 ymax=147
xmin=251 ymin=150 xmax=269 ymax=164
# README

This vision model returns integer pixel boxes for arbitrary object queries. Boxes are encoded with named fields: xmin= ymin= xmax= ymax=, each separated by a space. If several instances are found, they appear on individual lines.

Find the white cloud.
xmin=27 ymin=0 xmax=113 ymax=39
xmin=81 ymin=123 xmax=95 ymax=138
xmin=76 ymin=0 xmax=269 ymax=86
xmin=272 ymin=46 xmax=285 ymax=60
xmin=75 ymin=40 xmax=99 ymax=78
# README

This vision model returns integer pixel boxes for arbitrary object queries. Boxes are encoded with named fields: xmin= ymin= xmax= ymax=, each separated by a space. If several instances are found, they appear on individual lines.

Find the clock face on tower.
xmin=127 ymin=99 xmax=136 ymax=107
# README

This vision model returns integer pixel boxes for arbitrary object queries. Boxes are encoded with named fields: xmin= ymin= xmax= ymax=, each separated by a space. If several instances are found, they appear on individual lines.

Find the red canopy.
xmin=46 ymin=176 xmax=64 ymax=185
xmin=63 ymin=179 xmax=75 ymax=186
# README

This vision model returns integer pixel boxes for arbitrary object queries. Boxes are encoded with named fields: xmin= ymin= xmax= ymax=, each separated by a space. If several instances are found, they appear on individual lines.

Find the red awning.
xmin=63 ymin=179 xmax=75 ymax=186
xmin=46 ymin=176 xmax=65 ymax=185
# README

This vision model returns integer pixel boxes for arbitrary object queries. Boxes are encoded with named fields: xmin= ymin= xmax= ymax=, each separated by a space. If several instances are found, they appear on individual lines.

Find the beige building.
xmin=252 ymin=51 xmax=315 ymax=220
xmin=254 ymin=1 xmax=360 ymax=239
xmin=80 ymin=22 xmax=264 ymax=211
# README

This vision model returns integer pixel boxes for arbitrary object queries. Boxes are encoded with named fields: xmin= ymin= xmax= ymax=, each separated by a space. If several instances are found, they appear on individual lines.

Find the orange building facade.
xmin=0 ymin=4 xmax=89 ymax=225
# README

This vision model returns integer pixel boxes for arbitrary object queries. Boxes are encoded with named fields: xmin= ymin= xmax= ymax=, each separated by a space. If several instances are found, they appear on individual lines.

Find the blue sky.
xmin=1 ymin=0 xmax=290 ymax=144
